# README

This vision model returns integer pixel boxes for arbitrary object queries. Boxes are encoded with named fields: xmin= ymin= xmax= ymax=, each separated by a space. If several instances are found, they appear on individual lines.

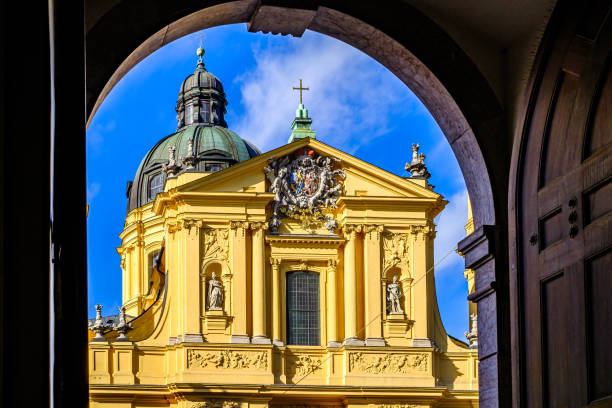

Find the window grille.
xmin=148 ymin=173 xmax=164 ymax=199
xmin=286 ymin=271 xmax=319 ymax=346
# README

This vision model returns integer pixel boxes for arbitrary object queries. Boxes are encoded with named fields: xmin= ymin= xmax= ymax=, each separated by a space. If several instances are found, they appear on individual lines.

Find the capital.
xmin=327 ymin=259 xmax=339 ymax=273
xmin=270 ymin=257 xmax=282 ymax=268
xmin=250 ymin=221 xmax=268 ymax=231
xmin=342 ymin=223 xmax=363 ymax=239
xmin=363 ymin=224 xmax=384 ymax=239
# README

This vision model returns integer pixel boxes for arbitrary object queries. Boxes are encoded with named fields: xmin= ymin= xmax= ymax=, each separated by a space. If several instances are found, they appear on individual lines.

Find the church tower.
xmin=89 ymin=47 xmax=478 ymax=408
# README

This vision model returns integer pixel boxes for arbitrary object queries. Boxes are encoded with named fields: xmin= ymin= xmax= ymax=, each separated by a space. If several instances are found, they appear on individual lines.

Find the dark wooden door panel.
xmin=518 ymin=3 xmax=612 ymax=407
xmin=585 ymin=63 xmax=612 ymax=156
xmin=586 ymin=249 xmax=612 ymax=402
xmin=541 ymin=272 xmax=570 ymax=407
xmin=539 ymin=71 xmax=580 ymax=188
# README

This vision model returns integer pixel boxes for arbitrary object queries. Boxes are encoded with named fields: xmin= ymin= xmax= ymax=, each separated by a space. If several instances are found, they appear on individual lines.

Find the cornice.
xmin=153 ymin=191 xmax=274 ymax=215
xmin=265 ymin=234 xmax=345 ymax=246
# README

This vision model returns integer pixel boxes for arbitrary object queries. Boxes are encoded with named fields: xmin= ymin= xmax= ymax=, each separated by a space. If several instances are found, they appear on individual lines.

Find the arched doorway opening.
xmin=84 ymin=2 xmax=509 ymax=406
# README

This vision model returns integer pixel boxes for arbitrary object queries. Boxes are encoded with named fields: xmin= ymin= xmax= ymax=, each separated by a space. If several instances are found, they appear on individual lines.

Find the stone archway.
xmin=85 ymin=1 xmax=510 ymax=406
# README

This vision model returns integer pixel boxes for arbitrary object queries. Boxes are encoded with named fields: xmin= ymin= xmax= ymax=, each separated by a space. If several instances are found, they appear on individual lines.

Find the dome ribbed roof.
xmin=126 ymin=48 xmax=261 ymax=213
xmin=127 ymin=125 xmax=260 ymax=212
xmin=179 ymin=69 xmax=224 ymax=96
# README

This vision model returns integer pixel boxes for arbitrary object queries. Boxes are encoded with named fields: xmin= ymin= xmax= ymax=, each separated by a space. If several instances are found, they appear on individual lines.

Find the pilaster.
xmin=363 ymin=224 xmax=385 ymax=346
xmin=327 ymin=259 xmax=340 ymax=348
xmin=343 ymin=224 xmax=363 ymax=346
xmin=270 ymin=257 xmax=282 ymax=346
xmin=251 ymin=221 xmax=271 ymax=344
xmin=410 ymin=224 xmax=435 ymax=347
xmin=229 ymin=221 xmax=250 ymax=343
xmin=178 ymin=219 xmax=204 ymax=343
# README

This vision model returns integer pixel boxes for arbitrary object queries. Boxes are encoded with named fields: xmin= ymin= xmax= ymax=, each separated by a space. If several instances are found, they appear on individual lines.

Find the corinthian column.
xmin=251 ymin=222 xmax=271 ymax=344
xmin=343 ymin=224 xmax=364 ymax=346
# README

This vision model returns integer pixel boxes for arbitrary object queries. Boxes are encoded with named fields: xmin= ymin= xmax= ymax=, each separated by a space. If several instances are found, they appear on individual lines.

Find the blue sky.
xmin=87 ymin=24 xmax=470 ymax=340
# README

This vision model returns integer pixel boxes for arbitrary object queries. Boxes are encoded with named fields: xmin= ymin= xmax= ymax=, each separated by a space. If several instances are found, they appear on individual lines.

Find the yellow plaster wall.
xmin=90 ymin=140 xmax=477 ymax=407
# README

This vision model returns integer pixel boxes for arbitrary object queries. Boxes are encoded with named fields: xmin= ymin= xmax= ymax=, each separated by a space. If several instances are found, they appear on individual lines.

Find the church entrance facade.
xmin=87 ymin=49 xmax=478 ymax=407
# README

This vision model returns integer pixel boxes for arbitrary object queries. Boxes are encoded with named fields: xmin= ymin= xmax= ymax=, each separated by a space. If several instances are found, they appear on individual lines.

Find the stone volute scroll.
xmin=405 ymin=143 xmax=430 ymax=179
xmin=263 ymin=148 xmax=346 ymax=233
xmin=207 ymin=272 xmax=224 ymax=311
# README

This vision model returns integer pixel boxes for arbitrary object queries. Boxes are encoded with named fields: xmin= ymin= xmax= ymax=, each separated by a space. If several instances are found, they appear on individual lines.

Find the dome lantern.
xmin=175 ymin=47 xmax=228 ymax=129
xmin=126 ymin=46 xmax=261 ymax=213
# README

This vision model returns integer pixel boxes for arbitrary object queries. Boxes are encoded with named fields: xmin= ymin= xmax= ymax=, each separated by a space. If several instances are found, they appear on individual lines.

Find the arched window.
xmin=199 ymin=101 xmax=210 ymax=123
xmin=147 ymin=250 xmax=161 ymax=292
xmin=185 ymin=104 xmax=193 ymax=125
xmin=148 ymin=173 xmax=164 ymax=199
xmin=286 ymin=271 xmax=319 ymax=346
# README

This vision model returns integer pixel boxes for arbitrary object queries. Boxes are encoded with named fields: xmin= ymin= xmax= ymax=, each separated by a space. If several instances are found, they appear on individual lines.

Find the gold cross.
xmin=292 ymin=79 xmax=309 ymax=104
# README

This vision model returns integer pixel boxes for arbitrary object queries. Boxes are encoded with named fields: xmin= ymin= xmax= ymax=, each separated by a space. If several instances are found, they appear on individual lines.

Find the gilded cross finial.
xmin=292 ymin=79 xmax=309 ymax=105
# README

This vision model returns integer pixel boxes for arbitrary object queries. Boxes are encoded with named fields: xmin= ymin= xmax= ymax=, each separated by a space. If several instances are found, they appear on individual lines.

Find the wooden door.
xmin=518 ymin=2 xmax=612 ymax=407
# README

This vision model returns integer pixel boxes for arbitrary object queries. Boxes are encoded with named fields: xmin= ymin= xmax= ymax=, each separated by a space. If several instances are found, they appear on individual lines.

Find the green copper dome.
xmin=126 ymin=48 xmax=261 ymax=213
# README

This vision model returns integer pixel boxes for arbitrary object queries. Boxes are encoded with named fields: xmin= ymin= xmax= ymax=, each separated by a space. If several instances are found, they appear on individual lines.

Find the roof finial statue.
xmin=88 ymin=304 xmax=111 ymax=342
xmin=405 ymin=143 xmax=431 ymax=179
xmin=288 ymin=79 xmax=316 ymax=143
xmin=181 ymin=137 xmax=197 ymax=169
xmin=162 ymin=145 xmax=182 ymax=177
xmin=465 ymin=313 xmax=478 ymax=349
xmin=196 ymin=39 xmax=205 ymax=70
xmin=113 ymin=305 xmax=133 ymax=341
xmin=293 ymin=79 xmax=309 ymax=105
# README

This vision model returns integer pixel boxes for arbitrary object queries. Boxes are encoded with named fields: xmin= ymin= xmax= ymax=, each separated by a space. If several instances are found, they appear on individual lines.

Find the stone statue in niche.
xmin=207 ymin=272 xmax=223 ymax=311
xmin=387 ymin=275 xmax=404 ymax=315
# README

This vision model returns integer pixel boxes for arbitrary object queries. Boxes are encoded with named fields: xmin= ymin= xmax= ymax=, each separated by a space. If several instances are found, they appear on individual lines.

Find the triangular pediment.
xmin=175 ymin=138 xmax=441 ymax=201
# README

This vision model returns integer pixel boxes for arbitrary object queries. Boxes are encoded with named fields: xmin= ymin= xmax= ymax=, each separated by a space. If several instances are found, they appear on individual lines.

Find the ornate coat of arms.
xmin=264 ymin=148 xmax=346 ymax=233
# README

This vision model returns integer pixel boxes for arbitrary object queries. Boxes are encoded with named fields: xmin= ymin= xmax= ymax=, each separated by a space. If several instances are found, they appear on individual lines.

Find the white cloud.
xmin=86 ymin=120 xmax=115 ymax=155
xmin=87 ymin=182 xmax=102 ymax=203
xmin=233 ymin=33 xmax=419 ymax=152
xmin=433 ymin=188 xmax=469 ymax=276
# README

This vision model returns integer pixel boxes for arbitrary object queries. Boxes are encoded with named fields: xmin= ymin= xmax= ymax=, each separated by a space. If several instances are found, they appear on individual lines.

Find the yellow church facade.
xmin=88 ymin=49 xmax=477 ymax=407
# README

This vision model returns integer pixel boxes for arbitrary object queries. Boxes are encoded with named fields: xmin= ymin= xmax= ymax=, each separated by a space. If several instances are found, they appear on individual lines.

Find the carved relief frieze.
xmin=202 ymin=227 xmax=229 ymax=262
xmin=190 ymin=400 xmax=239 ymax=408
xmin=187 ymin=349 xmax=268 ymax=370
xmin=289 ymin=354 xmax=323 ymax=377
xmin=382 ymin=230 xmax=410 ymax=272
xmin=264 ymin=148 xmax=345 ymax=233
xmin=348 ymin=352 xmax=428 ymax=374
